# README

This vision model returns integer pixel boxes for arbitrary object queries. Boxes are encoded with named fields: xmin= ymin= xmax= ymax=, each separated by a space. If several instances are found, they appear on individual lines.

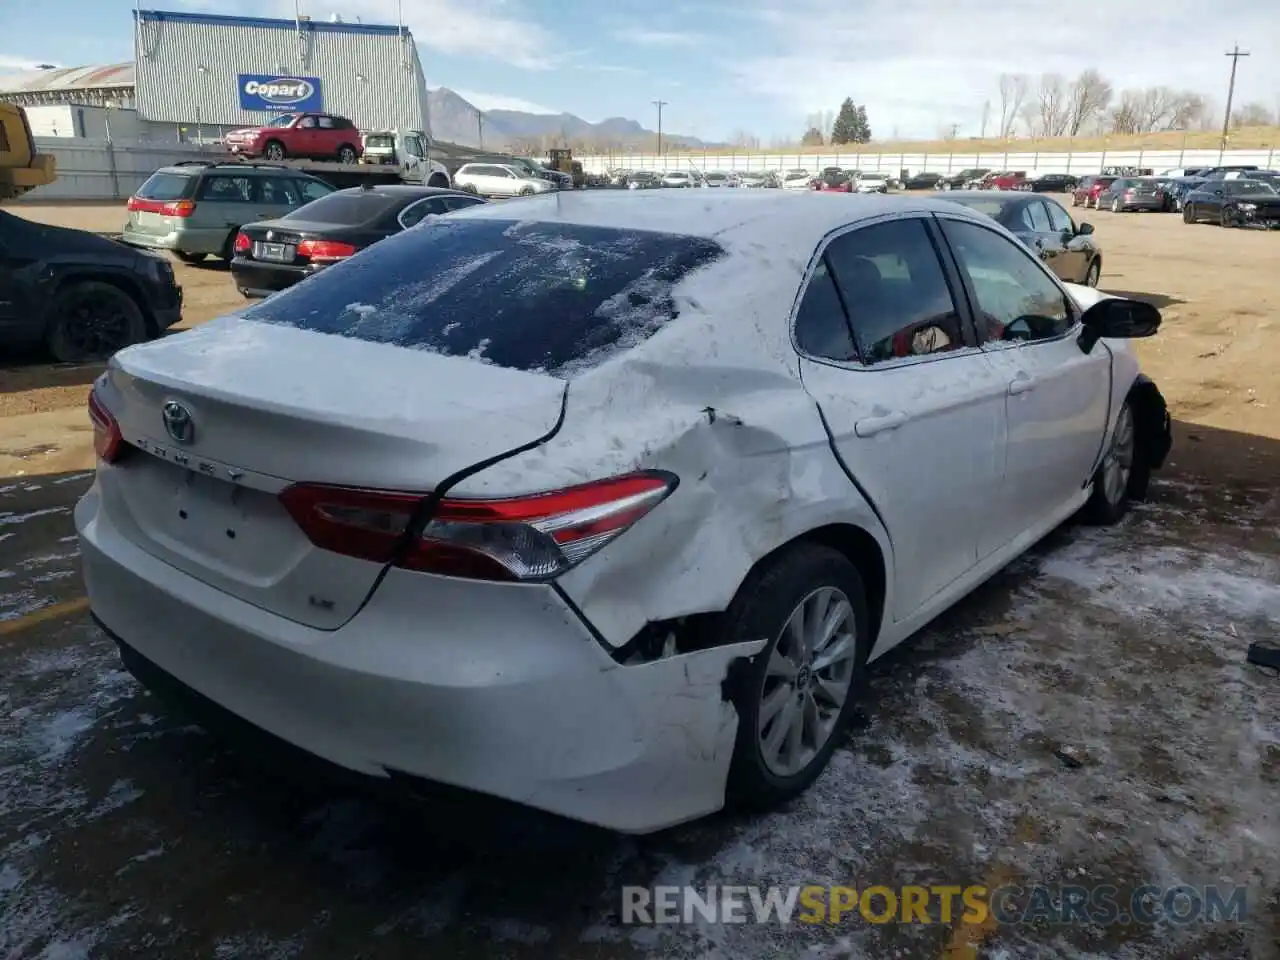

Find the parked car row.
xmin=1068 ymin=165 xmax=1280 ymax=228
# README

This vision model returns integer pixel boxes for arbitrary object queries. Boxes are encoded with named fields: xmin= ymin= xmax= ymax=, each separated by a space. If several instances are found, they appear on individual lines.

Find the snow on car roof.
xmin=442 ymin=189 xmax=973 ymax=250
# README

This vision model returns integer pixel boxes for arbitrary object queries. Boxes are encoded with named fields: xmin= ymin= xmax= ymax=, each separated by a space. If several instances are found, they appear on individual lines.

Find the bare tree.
xmin=1017 ymin=101 xmax=1039 ymax=137
xmin=1231 ymin=101 xmax=1275 ymax=127
xmin=1065 ymin=69 xmax=1112 ymax=136
xmin=997 ymin=73 xmax=1030 ymax=138
xmin=1036 ymin=73 xmax=1069 ymax=137
xmin=1168 ymin=92 xmax=1208 ymax=130
xmin=730 ymin=129 xmax=761 ymax=149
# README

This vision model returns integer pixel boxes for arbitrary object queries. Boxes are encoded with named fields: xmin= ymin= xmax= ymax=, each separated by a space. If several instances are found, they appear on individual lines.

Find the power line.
xmin=652 ymin=100 xmax=668 ymax=157
xmin=1220 ymin=43 xmax=1250 ymax=150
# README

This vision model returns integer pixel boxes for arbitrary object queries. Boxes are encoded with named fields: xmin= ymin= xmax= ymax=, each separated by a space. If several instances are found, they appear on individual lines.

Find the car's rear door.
xmin=196 ymin=173 xmax=257 ymax=251
xmin=934 ymin=214 xmax=1111 ymax=558
xmin=1020 ymin=198 xmax=1068 ymax=278
xmin=796 ymin=214 xmax=1009 ymax=622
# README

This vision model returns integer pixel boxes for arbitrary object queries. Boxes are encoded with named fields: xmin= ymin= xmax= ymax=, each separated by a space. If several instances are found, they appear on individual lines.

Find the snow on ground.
xmin=2 ymin=479 xmax=1278 ymax=958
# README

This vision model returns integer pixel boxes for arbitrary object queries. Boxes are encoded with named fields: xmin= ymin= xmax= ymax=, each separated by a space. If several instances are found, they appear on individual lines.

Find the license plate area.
xmin=122 ymin=455 xmax=299 ymax=579
xmin=253 ymin=241 xmax=296 ymax=262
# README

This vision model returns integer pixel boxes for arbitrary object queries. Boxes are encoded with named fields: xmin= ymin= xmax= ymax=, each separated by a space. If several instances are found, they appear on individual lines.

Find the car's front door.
xmin=935 ymin=215 xmax=1111 ymax=558
xmin=294 ymin=115 xmax=321 ymax=157
xmin=795 ymin=215 xmax=1009 ymax=622
xmin=1043 ymin=199 xmax=1089 ymax=282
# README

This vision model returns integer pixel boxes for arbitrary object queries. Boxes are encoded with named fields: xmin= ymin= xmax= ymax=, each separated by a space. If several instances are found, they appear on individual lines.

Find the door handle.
xmin=1008 ymin=374 xmax=1037 ymax=395
xmin=854 ymin=410 xmax=907 ymax=437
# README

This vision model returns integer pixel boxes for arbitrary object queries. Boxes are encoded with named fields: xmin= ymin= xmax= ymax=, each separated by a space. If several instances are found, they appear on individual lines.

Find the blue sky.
xmin=3 ymin=0 xmax=1279 ymax=141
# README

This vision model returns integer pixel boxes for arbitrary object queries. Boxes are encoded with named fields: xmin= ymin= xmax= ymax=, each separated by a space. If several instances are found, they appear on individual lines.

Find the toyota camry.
xmin=77 ymin=191 xmax=1172 ymax=834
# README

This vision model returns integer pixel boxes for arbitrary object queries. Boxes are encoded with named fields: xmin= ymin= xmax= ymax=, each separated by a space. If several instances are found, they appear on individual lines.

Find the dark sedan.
xmin=1014 ymin=173 xmax=1079 ymax=193
xmin=1182 ymin=178 xmax=1280 ymax=228
xmin=230 ymin=185 xmax=486 ymax=298
xmin=934 ymin=191 xmax=1102 ymax=286
xmin=0 ymin=209 xmax=182 ymax=361
xmin=1161 ymin=177 xmax=1206 ymax=212
xmin=902 ymin=172 xmax=942 ymax=190
xmin=1096 ymin=177 xmax=1164 ymax=213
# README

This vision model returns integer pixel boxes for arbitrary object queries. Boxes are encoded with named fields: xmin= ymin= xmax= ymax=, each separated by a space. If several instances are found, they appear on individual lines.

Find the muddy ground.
xmin=1 ymin=201 xmax=1278 ymax=959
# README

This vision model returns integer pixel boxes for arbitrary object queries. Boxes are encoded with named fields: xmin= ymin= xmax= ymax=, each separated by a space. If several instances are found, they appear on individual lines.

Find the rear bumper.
xmin=121 ymin=226 xmax=226 ymax=255
xmin=76 ymin=484 xmax=755 ymax=833
xmin=229 ymin=258 xmax=320 ymax=296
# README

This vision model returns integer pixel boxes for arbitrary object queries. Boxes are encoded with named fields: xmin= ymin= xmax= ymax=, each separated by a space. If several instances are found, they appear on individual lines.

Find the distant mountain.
xmin=426 ymin=87 xmax=716 ymax=151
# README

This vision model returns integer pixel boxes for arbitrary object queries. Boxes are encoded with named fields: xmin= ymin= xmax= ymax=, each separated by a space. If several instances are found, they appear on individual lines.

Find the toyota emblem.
xmin=161 ymin=400 xmax=195 ymax=444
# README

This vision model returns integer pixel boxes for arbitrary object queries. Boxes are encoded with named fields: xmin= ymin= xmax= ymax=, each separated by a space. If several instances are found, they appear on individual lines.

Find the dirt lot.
xmin=1 ymin=201 xmax=1278 ymax=959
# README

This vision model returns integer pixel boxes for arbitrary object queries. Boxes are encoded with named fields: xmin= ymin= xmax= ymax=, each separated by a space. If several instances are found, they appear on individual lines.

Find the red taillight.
xmin=279 ymin=471 xmax=677 ymax=582
xmin=297 ymin=239 xmax=357 ymax=263
xmin=1124 ymin=190 xmax=1136 ymax=198
xmin=127 ymin=197 xmax=195 ymax=217
xmin=233 ymin=231 xmax=251 ymax=254
xmin=88 ymin=388 xmax=124 ymax=464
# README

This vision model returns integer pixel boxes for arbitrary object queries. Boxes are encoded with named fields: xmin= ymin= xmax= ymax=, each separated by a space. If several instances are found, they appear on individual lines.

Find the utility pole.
xmin=980 ymin=100 xmax=990 ymax=139
xmin=949 ymin=122 xmax=960 ymax=140
xmin=1220 ymin=43 xmax=1250 ymax=152
xmin=652 ymin=99 xmax=668 ymax=157
xmin=476 ymin=109 xmax=484 ymax=149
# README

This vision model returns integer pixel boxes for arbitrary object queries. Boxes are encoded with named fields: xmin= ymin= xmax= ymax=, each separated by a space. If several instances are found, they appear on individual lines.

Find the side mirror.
xmin=1078 ymin=222 xmax=1094 ymax=235
xmin=1077 ymin=297 xmax=1161 ymax=354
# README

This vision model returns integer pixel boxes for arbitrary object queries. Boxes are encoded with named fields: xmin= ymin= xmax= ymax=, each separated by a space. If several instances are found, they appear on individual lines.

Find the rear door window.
xmin=198 ymin=175 xmax=253 ymax=202
xmin=136 ymin=172 xmax=197 ymax=201
xmin=256 ymin=176 xmax=300 ymax=206
xmin=242 ymin=219 xmax=725 ymax=377
xmin=442 ymin=195 xmax=484 ymax=212
xmin=1024 ymin=201 xmax=1052 ymax=232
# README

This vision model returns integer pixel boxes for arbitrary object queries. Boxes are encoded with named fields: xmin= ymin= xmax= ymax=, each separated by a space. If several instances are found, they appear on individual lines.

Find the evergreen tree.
xmin=853 ymin=105 xmax=872 ymax=143
xmin=830 ymin=98 xmax=859 ymax=145
xmin=800 ymin=126 xmax=824 ymax=146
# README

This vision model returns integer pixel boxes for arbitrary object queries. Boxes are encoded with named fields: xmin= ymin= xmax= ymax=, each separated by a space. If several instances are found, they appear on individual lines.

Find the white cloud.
xmin=614 ymin=28 xmax=705 ymax=48
xmin=0 ymin=55 xmax=56 ymax=72
xmin=452 ymin=89 xmax=561 ymax=115
xmin=727 ymin=0 xmax=1280 ymax=138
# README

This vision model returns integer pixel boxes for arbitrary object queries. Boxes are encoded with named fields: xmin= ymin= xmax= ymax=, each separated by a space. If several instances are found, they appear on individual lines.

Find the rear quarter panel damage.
xmin=460 ymin=355 xmax=891 ymax=653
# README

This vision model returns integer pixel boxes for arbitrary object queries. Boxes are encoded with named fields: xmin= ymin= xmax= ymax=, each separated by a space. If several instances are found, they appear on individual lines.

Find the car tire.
xmin=1071 ymin=194 xmax=1079 ymax=207
xmin=519 ymin=186 xmax=536 ymax=197
xmin=337 ymin=145 xmax=358 ymax=165
xmin=941 ymin=182 xmax=951 ymax=190
xmin=46 ymin=280 xmax=148 ymax=363
xmin=461 ymin=183 xmax=479 ymax=194
xmin=427 ymin=174 xmax=449 ymax=188
xmin=174 ymin=251 xmax=206 ymax=265
xmin=1220 ymin=207 xmax=1236 ymax=228
xmin=1110 ymin=198 xmax=1121 ymax=213
xmin=1081 ymin=398 xmax=1147 ymax=526
xmin=264 ymin=140 xmax=286 ymax=161
xmin=724 ymin=543 xmax=869 ymax=812
xmin=1183 ymin=204 xmax=1194 ymax=223
xmin=1084 ymin=259 xmax=1101 ymax=287
xmin=218 ymin=231 xmax=238 ymax=262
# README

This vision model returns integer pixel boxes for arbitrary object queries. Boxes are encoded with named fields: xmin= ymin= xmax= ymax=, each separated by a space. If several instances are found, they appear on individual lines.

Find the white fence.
xmin=19 ymin=138 xmax=225 ymax=202
xmin=17 ymin=138 xmax=1280 ymax=201
xmin=579 ymin=147 xmax=1280 ymax=176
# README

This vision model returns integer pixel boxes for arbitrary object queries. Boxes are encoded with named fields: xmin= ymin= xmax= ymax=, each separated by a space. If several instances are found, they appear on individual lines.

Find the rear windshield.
xmin=136 ymin=172 xmax=197 ymax=201
xmin=242 ymin=219 xmax=725 ymax=377
xmin=285 ymin=191 xmax=400 ymax=224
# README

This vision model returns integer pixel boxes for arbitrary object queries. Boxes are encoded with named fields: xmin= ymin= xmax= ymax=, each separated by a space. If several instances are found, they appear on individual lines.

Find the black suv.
xmin=937 ymin=168 xmax=991 ymax=190
xmin=1 ymin=210 xmax=183 ymax=362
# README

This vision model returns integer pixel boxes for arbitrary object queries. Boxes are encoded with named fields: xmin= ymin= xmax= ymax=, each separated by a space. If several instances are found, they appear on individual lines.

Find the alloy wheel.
xmin=1085 ymin=260 xmax=1101 ymax=287
xmin=61 ymin=292 xmax=134 ymax=358
xmin=1101 ymin=405 xmax=1135 ymax=506
xmin=757 ymin=586 xmax=858 ymax=777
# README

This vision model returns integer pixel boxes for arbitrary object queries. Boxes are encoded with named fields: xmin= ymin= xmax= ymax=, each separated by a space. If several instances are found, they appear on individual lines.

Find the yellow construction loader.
xmin=0 ymin=103 xmax=57 ymax=201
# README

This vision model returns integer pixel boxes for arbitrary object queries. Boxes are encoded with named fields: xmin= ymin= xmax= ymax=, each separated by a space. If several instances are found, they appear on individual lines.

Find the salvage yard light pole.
xmin=653 ymin=100 xmax=668 ymax=158
xmin=1220 ymin=43 xmax=1249 ymax=161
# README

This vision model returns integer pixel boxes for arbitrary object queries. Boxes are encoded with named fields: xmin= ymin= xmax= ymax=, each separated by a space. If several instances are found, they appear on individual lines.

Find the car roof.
xmin=329 ymin=185 xmax=471 ymax=198
xmin=443 ymin=189 xmax=995 ymax=248
xmin=153 ymin=162 xmax=318 ymax=178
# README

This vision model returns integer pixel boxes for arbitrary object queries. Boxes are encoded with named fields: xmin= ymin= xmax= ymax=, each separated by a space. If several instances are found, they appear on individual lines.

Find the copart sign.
xmin=238 ymin=74 xmax=323 ymax=112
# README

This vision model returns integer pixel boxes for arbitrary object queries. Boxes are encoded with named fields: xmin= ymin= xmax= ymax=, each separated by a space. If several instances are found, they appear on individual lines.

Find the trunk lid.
xmin=97 ymin=317 xmax=566 ymax=628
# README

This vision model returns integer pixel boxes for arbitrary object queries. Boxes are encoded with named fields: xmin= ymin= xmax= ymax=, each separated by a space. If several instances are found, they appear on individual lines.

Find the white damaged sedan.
xmin=77 ymin=190 xmax=1172 ymax=833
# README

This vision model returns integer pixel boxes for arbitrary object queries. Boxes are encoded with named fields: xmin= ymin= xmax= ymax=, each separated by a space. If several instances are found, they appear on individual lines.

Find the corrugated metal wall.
xmin=133 ymin=11 xmax=427 ymax=134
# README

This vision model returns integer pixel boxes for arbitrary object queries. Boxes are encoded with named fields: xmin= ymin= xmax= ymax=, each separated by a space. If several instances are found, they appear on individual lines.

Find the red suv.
xmin=223 ymin=113 xmax=363 ymax=164
xmin=1071 ymin=175 xmax=1118 ymax=209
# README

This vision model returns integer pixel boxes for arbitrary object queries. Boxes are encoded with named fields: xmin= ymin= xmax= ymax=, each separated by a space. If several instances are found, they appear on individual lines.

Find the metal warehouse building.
xmin=0 ymin=9 xmax=430 ymax=139
xmin=134 ymin=9 xmax=429 ymax=133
